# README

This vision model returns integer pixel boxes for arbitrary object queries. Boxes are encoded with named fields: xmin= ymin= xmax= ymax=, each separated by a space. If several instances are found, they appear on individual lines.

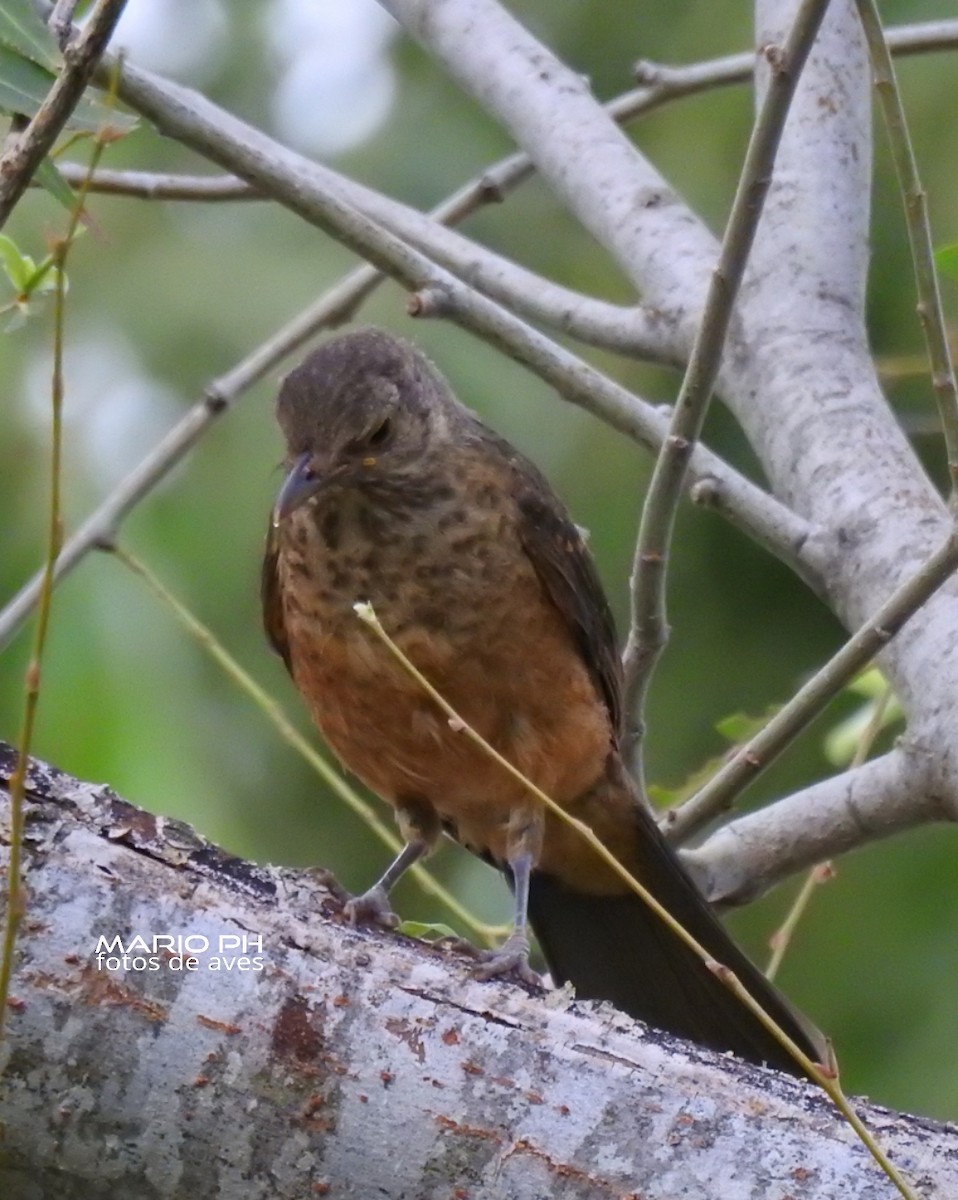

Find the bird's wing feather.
xmin=261 ymin=522 xmax=292 ymax=672
xmin=507 ymin=453 xmax=624 ymax=741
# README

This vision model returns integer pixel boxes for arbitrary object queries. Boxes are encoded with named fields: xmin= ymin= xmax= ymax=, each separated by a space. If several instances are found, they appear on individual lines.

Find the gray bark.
xmin=2 ymin=745 xmax=957 ymax=1200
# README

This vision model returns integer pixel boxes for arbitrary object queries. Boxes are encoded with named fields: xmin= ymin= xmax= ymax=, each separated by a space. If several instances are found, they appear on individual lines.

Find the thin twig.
xmin=110 ymin=545 xmax=499 ymax=946
xmin=41 ymin=165 xmax=263 ymax=199
xmin=0 ymin=114 xmax=109 ymax=1036
xmin=765 ymin=863 xmax=835 ymax=982
xmin=630 ymin=17 xmax=958 ymax=102
xmin=854 ymin=0 xmax=958 ymax=504
xmin=354 ymin=600 xmax=917 ymax=1200
xmin=621 ymin=0 xmax=833 ymax=777
xmin=0 ymin=0 xmax=128 ymax=228
xmin=666 ymin=531 xmax=958 ymax=843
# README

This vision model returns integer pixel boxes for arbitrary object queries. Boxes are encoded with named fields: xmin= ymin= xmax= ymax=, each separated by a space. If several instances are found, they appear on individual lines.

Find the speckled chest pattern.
xmin=272 ymin=453 xmax=614 ymax=870
xmin=278 ymin=461 xmax=515 ymax=639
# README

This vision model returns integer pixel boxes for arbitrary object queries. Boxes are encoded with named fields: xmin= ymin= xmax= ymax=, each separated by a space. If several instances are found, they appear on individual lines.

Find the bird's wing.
xmin=510 ymin=459 xmax=624 ymax=742
xmin=261 ymin=521 xmax=292 ymax=672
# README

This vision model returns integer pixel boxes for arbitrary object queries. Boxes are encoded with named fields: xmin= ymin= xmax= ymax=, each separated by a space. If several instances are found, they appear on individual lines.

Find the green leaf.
xmin=0 ymin=234 xmax=68 ymax=305
xmin=397 ymin=920 xmax=461 ymax=943
xmin=824 ymin=690 xmax=903 ymax=767
xmin=23 ymin=252 xmax=63 ymax=295
xmin=648 ymin=704 xmax=781 ymax=812
xmin=0 ymin=42 xmax=56 ymax=114
xmin=0 ymin=43 xmax=135 ymax=132
xmin=0 ymin=0 xmax=61 ymax=71
xmin=715 ymin=709 xmax=771 ymax=742
xmin=0 ymin=232 xmax=34 ymax=291
xmin=846 ymin=666 xmax=889 ymax=699
xmin=935 ymin=243 xmax=958 ymax=285
xmin=34 ymin=153 xmax=76 ymax=211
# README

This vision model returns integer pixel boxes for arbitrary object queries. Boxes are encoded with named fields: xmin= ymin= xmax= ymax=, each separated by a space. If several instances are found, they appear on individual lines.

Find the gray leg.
xmin=345 ymin=796 xmax=439 ymax=929
xmin=344 ymin=837 xmax=430 ymax=929
xmin=474 ymin=846 xmax=541 ymax=986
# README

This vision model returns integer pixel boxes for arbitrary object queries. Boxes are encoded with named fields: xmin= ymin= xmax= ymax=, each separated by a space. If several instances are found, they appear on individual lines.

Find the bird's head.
xmin=272 ymin=328 xmax=462 ymax=526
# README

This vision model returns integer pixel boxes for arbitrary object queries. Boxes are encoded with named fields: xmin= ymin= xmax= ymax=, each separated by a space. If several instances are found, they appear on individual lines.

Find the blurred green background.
xmin=2 ymin=0 xmax=957 ymax=1119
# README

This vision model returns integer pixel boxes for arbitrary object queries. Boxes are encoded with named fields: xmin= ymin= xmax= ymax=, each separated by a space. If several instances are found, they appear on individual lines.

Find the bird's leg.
xmin=344 ymin=797 xmax=439 ymax=929
xmin=475 ymin=807 xmax=543 ymax=988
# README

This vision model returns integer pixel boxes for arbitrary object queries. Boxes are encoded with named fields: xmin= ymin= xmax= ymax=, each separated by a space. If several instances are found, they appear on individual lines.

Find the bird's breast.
xmin=275 ymin=483 xmax=613 ymax=867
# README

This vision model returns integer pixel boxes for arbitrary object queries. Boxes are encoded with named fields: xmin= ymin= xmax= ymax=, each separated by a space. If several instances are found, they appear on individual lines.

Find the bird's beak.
xmin=272 ymin=452 xmax=321 ymax=527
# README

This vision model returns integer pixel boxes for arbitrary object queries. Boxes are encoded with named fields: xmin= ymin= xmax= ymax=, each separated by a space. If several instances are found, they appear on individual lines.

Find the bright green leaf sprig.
xmin=0 ymin=231 xmax=69 ymax=329
xmin=823 ymin=667 xmax=901 ymax=767
xmin=935 ymin=242 xmax=958 ymax=285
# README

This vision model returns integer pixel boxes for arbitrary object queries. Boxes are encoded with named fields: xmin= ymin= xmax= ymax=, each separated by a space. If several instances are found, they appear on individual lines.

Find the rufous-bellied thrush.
xmin=262 ymin=328 xmax=825 ymax=1075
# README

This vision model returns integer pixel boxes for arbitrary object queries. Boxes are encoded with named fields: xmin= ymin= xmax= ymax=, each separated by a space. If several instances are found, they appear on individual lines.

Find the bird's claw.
xmin=343 ymin=884 xmax=400 ymax=930
xmin=473 ymin=932 xmax=542 ymax=989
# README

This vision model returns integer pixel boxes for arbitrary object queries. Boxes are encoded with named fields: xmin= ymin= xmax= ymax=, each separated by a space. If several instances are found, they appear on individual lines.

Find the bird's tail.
xmin=526 ymin=812 xmax=826 ymax=1076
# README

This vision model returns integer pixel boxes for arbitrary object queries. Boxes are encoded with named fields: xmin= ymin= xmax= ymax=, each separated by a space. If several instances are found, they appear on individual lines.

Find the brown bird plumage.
xmin=263 ymin=328 xmax=826 ymax=1075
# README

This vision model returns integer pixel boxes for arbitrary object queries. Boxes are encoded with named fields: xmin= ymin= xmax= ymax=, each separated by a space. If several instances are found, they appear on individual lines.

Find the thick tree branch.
xmin=730 ymin=0 xmax=958 ymax=737
xmin=682 ymin=750 xmax=951 ymax=905
xmin=3 ymin=745 xmax=957 ymax=1199
xmin=379 ymin=0 xmax=719 ymax=310
xmin=622 ymin=0 xmax=831 ymax=771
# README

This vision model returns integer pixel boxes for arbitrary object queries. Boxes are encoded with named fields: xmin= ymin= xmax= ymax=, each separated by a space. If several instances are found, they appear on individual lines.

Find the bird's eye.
xmin=366 ymin=418 xmax=393 ymax=448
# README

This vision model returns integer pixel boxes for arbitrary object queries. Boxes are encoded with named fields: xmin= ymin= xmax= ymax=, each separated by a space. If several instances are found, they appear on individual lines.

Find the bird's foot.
xmin=343 ymin=883 xmax=400 ymax=930
xmin=473 ymin=931 xmax=542 ymax=989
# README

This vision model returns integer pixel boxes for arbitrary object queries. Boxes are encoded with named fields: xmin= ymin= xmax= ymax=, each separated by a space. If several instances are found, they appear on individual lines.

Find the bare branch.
xmin=380 ymin=0 xmax=719 ymax=309
xmin=682 ymin=750 xmax=953 ymax=905
xmin=0 ymin=0 xmax=128 ymax=228
xmin=5 ymin=747 xmax=958 ymax=1198
xmin=666 ymin=532 xmax=958 ymax=843
xmin=631 ymin=17 xmax=958 ymax=102
xmin=42 ymin=164 xmax=262 ymax=199
xmin=621 ymin=0 xmax=832 ymax=776
xmin=96 ymin=61 xmax=676 ymax=367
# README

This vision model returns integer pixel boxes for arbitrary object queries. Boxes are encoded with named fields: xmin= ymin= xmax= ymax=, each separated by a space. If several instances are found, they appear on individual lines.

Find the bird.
xmin=262 ymin=326 xmax=826 ymax=1076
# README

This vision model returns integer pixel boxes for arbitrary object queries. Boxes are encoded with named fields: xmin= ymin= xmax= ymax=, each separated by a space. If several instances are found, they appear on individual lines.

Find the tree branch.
xmin=727 ymin=0 xmax=958 ymax=750
xmin=667 ymin=530 xmax=958 ymax=843
xmin=0 ymin=0 xmax=128 ymax=228
xmin=379 ymin=0 xmax=718 ymax=310
xmin=98 ymin=62 xmax=674 ymax=367
xmin=3 ymin=744 xmax=957 ymax=1198
xmin=622 ymin=0 xmax=832 ymax=772
xmin=682 ymin=749 xmax=952 ymax=905
xmin=631 ymin=17 xmax=958 ymax=102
